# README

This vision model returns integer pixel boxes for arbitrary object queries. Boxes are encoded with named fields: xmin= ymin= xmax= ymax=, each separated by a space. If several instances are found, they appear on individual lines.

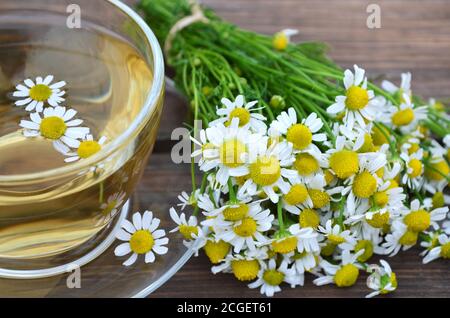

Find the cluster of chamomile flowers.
xmin=169 ymin=65 xmax=449 ymax=297
xmin=12 ymin=75 xmax=106 ymax=163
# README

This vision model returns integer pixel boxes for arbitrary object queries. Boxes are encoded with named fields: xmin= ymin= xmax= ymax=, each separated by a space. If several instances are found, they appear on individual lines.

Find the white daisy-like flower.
xmin=248 ymin=258 xmax=303 ymax=297
xmin=400 ymin=148 xmax=425 ymax=190
xmin=269 ymin=108 xmax=327 ymax=152
xmin=169 ymin=207 xmax=203 ymax=243
xmin=210 ymin=95 xmax=267 ymax=134
xmin=287 ymin=224 xmax=321 ymax=253
xmin=96 ymin=191 xmax=126 ymax=225
xmin=19 ymin=106 xmax=90 ymax=154
xmin=384 ymin=94 xmax=427 ymax=133
xmin=382 ymin=220 xmax=417 ymax=256
xmin=400 ymin=199 xmax=448 ymax=233
xmin=114 ymin=211 xmax=169 ymax=266
xmin=238 ymin=140 xmax=297 ymax=203
xmin=63 ymin=134 xmax=107 ymax=162
xmin=13 ymin=75 xmax=66 ymax=112
xmin=212 ymin=203 xmax=274 ymax=253
xmin=342 ymin=153 xmax=386 ymax=215
xmin=273 ymin=28 xmax=299 ymax=51
xmin=281 ymin=179 xmax=312 ymax=215
xmin=327 ymin=65 xmax=378 ymax=130
xmin=382 ymin=72 xmax=412 ymax=97
xmin=365 ymin=260 xmax=397 ymax=298
xmin=422 ymin=234 xmax=450 ymax=264
xmin=318 ymin=220 xmax=357 ymax=251
xmin=313 ymin=249 xmax=364 ymax=287
xmin=287 ymin=249 xmax=318 ymax=275
xmin=195 ymin=118 xmax=264 ymax=186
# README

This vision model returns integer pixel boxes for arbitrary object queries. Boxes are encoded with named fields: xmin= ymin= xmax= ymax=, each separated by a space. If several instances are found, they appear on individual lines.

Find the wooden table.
xmin=128 ymin=0 xmax=450 ymax=297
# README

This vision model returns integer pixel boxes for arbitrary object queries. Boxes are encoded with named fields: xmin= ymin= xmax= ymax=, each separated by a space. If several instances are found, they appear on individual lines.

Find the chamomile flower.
xmin=20 ymin=106 xmax=89 ymax=154
xmin=287 ymin=224 xmax=321 ymax=253
xmin=422 ymin=234 xmax=450 ymax=264
xmin=169 ymin=207 xmax=202 ymax=241
xmin=13 ymin=75 xmax=66 ymax=112
xmin=400 ymin=199 xmax=448 ymax=233
xmin=273 ymin=29 xmax=298 ymax=51
xmin=211 ymin=95 xmax=267 ymax=134
xmin=365 ymin=260 xmax=397 ymax=298
xmin=327 ymin=65 xmax=378 ymax=130
xmin=382 ymin=220 xmax=417 ymax=256
xmin=96 ymin=191 xmax=126 ymax=225
xmin=400 ymin=148 xmax=425 ymax=190
xmin=384 ymin=94 xmax=427 ymax=132
xmin=248 ymin=258 xmax=303 ymax=297
xmin=212 ymin=203 xmax=273 ymax=253
xmin=314 ymin=250 xmax=364 ymax=287
xmin=269 ymin=108 xmax=326 ymax=151
xmin=424 ymin=180 xmax=450 ymax=209
xmin=382 ymin=72 xmax=412 ymax=99
xmin=281 ymin=180 xmax=312 ymax=215
xmin=198 ymin=118 xmax=263 ymax=186
xmin=63 ymin=134 xmax=107 ymax=162
xmin=288 ymin=249 xmax=318 ymax=274
xmin=326 ymin=135 xmax=362 ymax=180
xmin=211 ymin=248 xmax=267 ymax=281
xmin=114 ymin=211 xmax=168 ymax=266
xmin=239 ymin=140 xmax=296 ymax=203
xmin=318 ymin=220 xmax=357 ymax=251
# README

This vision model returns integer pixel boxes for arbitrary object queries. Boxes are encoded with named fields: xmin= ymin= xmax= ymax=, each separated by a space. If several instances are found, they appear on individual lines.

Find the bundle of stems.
xmin=138 ymin=0 xmax=448 ymax=140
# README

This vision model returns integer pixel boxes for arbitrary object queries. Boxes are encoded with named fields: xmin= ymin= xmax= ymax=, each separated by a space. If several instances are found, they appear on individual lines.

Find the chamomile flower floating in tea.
xmin=115 ymin=211 xmax=169 ymax=266
xmin=96 ymin=191 xmax=127 ymax=225
xmin=13 ymin=75 xmax=66 ymax=112
xmin=64 ymin=134 xmax=107 ymax=162
xmin=19 ymin=106 xmax=90 ymax=154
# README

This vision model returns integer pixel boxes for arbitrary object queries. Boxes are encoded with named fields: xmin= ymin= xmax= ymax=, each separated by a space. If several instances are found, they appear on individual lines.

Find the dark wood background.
xmin=128 ymin=0 xmax=450 ymax=297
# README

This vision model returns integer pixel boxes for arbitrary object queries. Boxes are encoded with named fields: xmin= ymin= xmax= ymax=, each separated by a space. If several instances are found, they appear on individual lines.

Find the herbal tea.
xmin=0 ymin=15 xmax=158 ymax=260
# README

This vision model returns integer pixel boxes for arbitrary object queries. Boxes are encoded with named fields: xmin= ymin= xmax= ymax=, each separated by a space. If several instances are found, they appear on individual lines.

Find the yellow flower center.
xmin=399 ymin=230 xmax=418 ymax=245
xmin=432 ymin=191 xmax=445 ymax=209
xmin=284 ymin=184 xmax=308 ymax=206
xmin=321 ymin=242 xmax=336 ymax=256
xmin=223 ymin=204 xmax=249 ymax=221
xmin=249 ymin=156 xmax=281 ymax=186
xmin=77 ymin=140 xmax=101 ymax=159
xmin=220 ymin=139 xmax=246 ymax=168
xmin=345 ymin=86 xmax=369 ymax=110
xmin=233 ymin=217 xmax=257 ymax=237
xmin=329 ymin=150 xmax=359 ymax=179
xmin=354 ymin=240 xmax=373 ymax=262
xmin=204 ymin=240 xmax=230 ymax=264
xmin=29 ymin=84 xmax=52 ymax=102
xmin=375 ymin=167 xmax=384 ymax=179
xmin=263 ymin=269 xmax=285 ymax=286
xmin=294 ymin=153 xmax=320 ymax=176
xmin=299 ymin=208 xmax=320 ymax=229
xmin=352 ymin=171 xmax=377 ymax=198
xmin=179 ymin=225 xmax=199 ymax=240
xmin=366 ymin=211 xmax=390 ymax=228
xmin=373 ymin=191 xmax=389 ymax=207
xmin=286 ymin=124 xmax=312 ymax=150
xmin=324 ymin=169 xmax=335 ymax=185
xmin=235 ymin=175 xmax=249 ymax=186
xmin=271 ymin=236 xmax=298 ymax=254
xmin=392 ymin=108 xmax=415 ymax=126
xmin=407 ymin=143 xmax=420 ymax=155
xmin=129 ymin=230 xmax=154 ymax=254
xmin=358 ymin=133 xmax=375 ymax=153
xmin=388 ymin=179 xmax=399 ymax=189
xmin=328 ymin=234 xmax=346 ymax=245
xmin=273 ymin=32 xmax=288 ymax=51
xmin=380 ymin=273 xmax=398 ymax=294
xmin=308 ymin=189 xmax=330 ymax=209
xmin=371 ymin=125 xmax=390 ymax=146
xmin=231 ymin=259 xmax=260 ymax=281
xmin=440 ymin=242 xmax=450 ymax=259
xmin=227 ymin=108 xmax=251 ymax=126
xmin=403 ymin=209 xmax=430 ymax=232
xmin=334 ymin=264 xmax=359 ymax=287
xmin=40 ymin=116 xmax=67 ymax=140
xmin=101 ymin=200 xmax=117 ymax=217
xmin=425 ymin=160 xmax=449 ymax=181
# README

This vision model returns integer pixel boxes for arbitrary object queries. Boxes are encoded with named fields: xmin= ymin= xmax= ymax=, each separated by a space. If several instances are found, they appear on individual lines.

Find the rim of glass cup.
xmin=0 ymin=0 xmax=165 ymax=184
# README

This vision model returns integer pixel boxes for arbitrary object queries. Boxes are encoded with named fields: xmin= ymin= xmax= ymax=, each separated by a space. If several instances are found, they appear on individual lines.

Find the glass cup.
xmin=0 ymin=0 xmax=164 ymax=277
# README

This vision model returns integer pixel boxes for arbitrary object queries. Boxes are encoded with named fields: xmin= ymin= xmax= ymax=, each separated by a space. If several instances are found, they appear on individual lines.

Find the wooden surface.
xmin=128 ymin=0 xmax=450 ymax=297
